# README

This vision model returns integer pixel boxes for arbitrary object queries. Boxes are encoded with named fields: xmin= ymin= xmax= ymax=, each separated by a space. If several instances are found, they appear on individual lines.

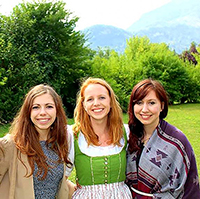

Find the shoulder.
xmin=123 ymin=124 xmax=130 ymax=140
xmin=0 ymin=134 xmax=15 ymax=150
xmin=67 ymin=125 xmax=73 ymax=136
xmin=0 ymin=134 xmax=15 ymax=160
xmin=159 ymin=120 xmax=193 ymax=156
xmin=66 ymin=125 xmax=74 ymax=144
xmin=159 ymin=120 xmax=189 ymax=143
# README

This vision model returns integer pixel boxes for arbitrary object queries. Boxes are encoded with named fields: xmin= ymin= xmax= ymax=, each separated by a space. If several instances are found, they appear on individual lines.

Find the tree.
xmin=0 ymin=0 xmax=92 ymax=122
xmin=180 ymin=42 xmax=199 ymax=65
xmin=124 ymin=36 xmax=190 ymax=104
xmin=91 ymin=36 xmax=191 ymax=112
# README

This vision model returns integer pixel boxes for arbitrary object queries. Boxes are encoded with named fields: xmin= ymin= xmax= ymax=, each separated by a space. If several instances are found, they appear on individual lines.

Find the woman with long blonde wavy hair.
xmin=66 ymin=77 xmax=132 ymax=199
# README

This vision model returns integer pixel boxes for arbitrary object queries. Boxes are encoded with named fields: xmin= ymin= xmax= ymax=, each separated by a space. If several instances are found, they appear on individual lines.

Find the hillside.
xmin=83 ymin=25 xmax=132 ymax=52
xmin=127 ymin=0 xmax=200 ymax=32
xmin=82 ymin=0 xmax=200 ymax=54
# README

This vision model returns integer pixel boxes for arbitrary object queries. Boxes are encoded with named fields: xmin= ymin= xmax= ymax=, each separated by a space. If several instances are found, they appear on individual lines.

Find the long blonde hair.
xmin=10 ymin=84 xmax=71 ymax=179
xmin=73 ymin=77 xmax=124 ymax=146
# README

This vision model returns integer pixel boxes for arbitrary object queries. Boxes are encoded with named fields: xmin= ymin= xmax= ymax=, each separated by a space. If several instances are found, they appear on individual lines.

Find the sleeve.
xmin=65 ymin=125 xmax=75 ymax=177
xmin=123 ymin=123 xmax=130 ymax=140
xmin=153 ymin=132 xmax=200 ymax=198
xmin=182 ymin=147 xmax=200 ymax=198
xmin=123 ymin=123 xmax=130 ymax=151
xmin=0 ymin=135 xmax=13 ymax=183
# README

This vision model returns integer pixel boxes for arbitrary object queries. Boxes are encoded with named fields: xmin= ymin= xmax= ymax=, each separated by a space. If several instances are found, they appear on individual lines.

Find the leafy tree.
xmin=123 ymin=36 xmax=190 ymax=104
xmin=184 ymin=45 xmax=200 ymax=102
xmin=0 ymin=0 xmax=92 ymax=122
xmin=180 ymin=42 xmax=199 ymax=65
xmin=0 ymin=35 xmax=8 ymax=86
xmin=91 ymin=36 xmax=191 ymax=112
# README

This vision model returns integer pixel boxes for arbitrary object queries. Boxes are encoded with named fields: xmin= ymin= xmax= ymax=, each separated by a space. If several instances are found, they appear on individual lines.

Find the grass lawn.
xmin=1 ymin=103 xmax=200 ymax=182
xmin=166 ymin=103 xmax=200 ymax=176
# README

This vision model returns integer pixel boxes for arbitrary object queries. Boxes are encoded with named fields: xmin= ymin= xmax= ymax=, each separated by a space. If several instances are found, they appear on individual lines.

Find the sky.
xmin=0 ymin=0 xmax=171 ymax=30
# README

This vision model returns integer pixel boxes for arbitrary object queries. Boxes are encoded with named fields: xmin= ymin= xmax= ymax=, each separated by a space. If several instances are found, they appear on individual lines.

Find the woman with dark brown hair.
xmin=66 ymin=77 xmax=132 ymax=198
xmin=126 ymin=79 xmax=200 ymax=198
xmin=0 ymin=84 xmax=73 ymax=199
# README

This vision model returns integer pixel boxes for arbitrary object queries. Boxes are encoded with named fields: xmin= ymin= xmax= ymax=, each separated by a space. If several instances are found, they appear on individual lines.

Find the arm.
xmin=154 ymin=131 xmax=200 ymax=198
xmin=66 ymin=125 xmax=75 ymax=177
xmin=0 ymin=135 xmax=14 ymax=183
xmin=182 ymin=148 xmax=200 ymax=198
xmin=66 ymin=178 xmax=76 ymax=199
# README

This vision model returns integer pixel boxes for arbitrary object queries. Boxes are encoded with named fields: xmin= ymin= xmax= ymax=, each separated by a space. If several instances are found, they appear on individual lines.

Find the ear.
xmin=161 ymin=102 xmax=164 ymax=111
xmin=82 ymin=101 xmax=87 ymax=112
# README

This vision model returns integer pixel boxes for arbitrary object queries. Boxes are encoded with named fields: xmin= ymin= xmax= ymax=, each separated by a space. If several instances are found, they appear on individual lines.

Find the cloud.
xmin=0 ymin=0 xmax=171 ymax=30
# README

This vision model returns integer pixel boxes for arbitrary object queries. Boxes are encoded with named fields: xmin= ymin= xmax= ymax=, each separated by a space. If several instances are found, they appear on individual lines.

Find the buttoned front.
xmin=74 ymin=132 xmax=127 ymax=186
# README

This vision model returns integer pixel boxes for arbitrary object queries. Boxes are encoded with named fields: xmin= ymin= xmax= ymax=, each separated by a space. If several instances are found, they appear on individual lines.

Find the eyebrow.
xmin=32 ymin=103 xmax=55 ymax=105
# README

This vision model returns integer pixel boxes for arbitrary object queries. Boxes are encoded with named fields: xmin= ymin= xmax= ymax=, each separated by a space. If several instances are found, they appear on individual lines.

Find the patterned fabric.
xmin=72 ymin=182 xmax=131 ymax=199
xmin=69 ymin=125 xmax=132 ymax=199
xmin=33 ymin=141 xmax=64 ymax=199
xmin=126 ymin=120 xmax=200 ymax=199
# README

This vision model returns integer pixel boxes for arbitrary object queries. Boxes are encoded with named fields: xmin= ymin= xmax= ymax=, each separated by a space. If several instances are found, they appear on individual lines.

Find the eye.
xmin=32 ymin=106 xmax=39 ymax=110
xmin=149 ymin=101 xmax=156 ymax=105
xmin=136 ymin=101 xmax=142 ymax=105
xmin=100 ymin=96 xmax=105 ymax=100
xmin=46 ymin=105 xmax=54 ymax=109
xmin=87 ymin=98 xmax=93 ymax=102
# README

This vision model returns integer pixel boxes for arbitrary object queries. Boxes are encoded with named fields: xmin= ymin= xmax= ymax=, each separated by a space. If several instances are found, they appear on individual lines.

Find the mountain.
xmin=82 ymin=0 xmax=200 ymax=54
xmin=127 ymin=0 xmax=200 ymax=32
xmin=83 ymin=25 xmax=132 ymax=52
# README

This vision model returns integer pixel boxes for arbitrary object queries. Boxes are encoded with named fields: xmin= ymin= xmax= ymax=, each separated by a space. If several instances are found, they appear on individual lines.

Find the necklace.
xmin=98 ymin=138 xmax=112 ymax=146
xmin=142 ymin=135 xmax=152 ymax=145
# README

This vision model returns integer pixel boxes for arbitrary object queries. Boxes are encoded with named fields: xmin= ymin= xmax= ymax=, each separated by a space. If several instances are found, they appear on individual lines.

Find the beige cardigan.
xmin=0 ymin=134 xmax=70 ymax=199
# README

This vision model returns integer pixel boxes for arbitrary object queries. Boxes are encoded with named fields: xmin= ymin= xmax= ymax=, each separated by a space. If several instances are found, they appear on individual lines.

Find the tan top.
xmin=0 ymin=134 xmax=69 ymax=199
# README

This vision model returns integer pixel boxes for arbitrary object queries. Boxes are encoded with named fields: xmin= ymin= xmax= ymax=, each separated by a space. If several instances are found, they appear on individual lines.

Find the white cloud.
xmin=0 ymin=0 xmax=171 ymax=30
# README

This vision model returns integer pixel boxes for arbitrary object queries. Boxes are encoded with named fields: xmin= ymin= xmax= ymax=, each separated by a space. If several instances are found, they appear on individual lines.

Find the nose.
xmin=141 ymin=103 xmax=148 ymax=112
xmin=39 ymin=107 xmax=46 ymax=115
xmin=94 ymin=98 xmax=100 ymax=106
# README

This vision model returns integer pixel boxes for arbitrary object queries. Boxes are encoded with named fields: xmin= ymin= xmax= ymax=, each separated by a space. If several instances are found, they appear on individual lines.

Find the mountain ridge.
xmin=82 ymin=0 xmax=200 ymax=54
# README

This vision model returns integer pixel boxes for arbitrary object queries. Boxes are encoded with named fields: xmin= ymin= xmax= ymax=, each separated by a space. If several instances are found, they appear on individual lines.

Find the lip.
xmin=36 ymin=118 xmax=51 ymax=123
xmin=92 ymin=108 xmax=104 ymax=113
xmin=140 ymin=114 xmax=151 ymax=119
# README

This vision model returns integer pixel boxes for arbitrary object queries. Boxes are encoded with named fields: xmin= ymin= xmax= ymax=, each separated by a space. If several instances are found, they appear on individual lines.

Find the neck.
xmin=90 ymin=118 xmax=111 ymax=146
xmin=91 ymin=118 xmax=108 ymax=136
xmin=143 ymin=119 xmax=159 ymax=137
xmin=142 ymin=122 xmax=159 ymax=145
xmin=38 ymin=130 xmax=49 ymax=141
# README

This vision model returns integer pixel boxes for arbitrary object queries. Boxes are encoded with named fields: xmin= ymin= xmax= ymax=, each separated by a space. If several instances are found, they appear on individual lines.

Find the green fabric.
xmin=74 ymin=129 xmax=127 ymax=186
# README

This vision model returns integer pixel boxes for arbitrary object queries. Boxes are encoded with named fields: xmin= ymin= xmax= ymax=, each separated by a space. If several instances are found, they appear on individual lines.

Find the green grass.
xmin=123 ymin=103 xmax=200 ymax=176
xmin=1 ymin=103 xmax=200 ymax=182
xmin=0 ymin=123 xmax=10 ymax=137
xmin=165 ymin=103 xmax=200 ymax=176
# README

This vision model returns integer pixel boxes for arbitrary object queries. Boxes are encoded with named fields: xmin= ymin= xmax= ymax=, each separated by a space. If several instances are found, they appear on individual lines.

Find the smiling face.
xmin=30 ymin=93 xmax=57 ymax=140
xmin=83 ymin=83 xmax=111 ymax=123
xmin=134 ymin=90 xmax=164 ymax=132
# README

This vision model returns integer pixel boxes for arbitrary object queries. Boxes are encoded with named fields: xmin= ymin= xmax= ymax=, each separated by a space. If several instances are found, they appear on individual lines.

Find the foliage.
xmin=178 ymin=44 xmax=200 ymax=103
xmin=91 ymin=36 xmax=191 ymax=111
xmin=179 ymin=42 xmax=199 ymax=65
xmin=0 ymin=0 xmax=92 ymax=122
